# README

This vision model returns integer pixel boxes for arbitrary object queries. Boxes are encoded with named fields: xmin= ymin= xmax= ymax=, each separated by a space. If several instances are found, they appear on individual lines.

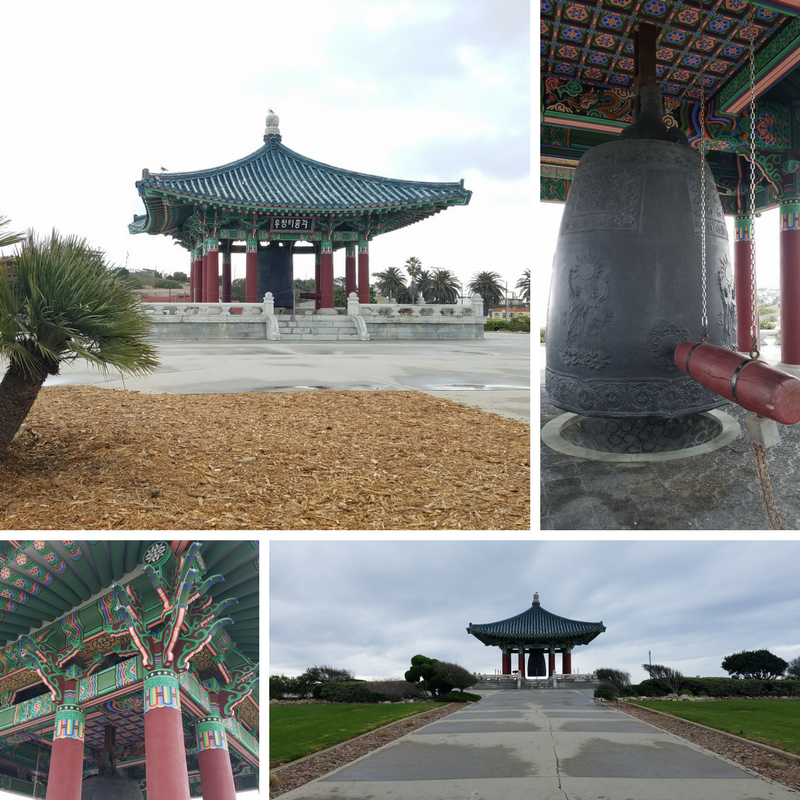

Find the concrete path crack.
xmin=537 ymin=706 xmax=570 ymax=800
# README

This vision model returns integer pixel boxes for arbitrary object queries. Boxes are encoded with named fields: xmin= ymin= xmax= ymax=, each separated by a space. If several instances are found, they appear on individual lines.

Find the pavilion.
xmin=0 ymin=540 xmax=258 ymax=800
xmin=467 ymin=593 xmax=606 ymax=678
xmin=130 ymin=112 xmax=472 ymax=312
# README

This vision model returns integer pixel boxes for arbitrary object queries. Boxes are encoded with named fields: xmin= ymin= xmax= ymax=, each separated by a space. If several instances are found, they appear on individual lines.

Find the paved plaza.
xmin=41 ymin=332 xmax=530 ymax=423
xmin=540 ymin=342 xmax=800 ymax=530
xmin=278 ymin=689 xmax=800 ymax=800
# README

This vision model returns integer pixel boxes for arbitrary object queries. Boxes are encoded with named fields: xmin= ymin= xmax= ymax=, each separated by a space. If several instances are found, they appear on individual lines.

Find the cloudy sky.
xmin=0 ymin=0 xmax=530 ymax=298
xmin=270 ymin=540 xmax=800 ymax=685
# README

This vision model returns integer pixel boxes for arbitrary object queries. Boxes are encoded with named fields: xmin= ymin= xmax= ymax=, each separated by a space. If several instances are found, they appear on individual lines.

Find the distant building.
xmin=490 ymin=307 xmax=530 ymax=320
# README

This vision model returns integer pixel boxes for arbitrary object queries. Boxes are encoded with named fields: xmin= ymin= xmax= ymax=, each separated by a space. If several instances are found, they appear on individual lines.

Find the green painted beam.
xmin=110 ymin=540 xmax=125 ymax=581
xmin=123 ymin=540 xmax=139 ymax=575
xmin=207 ymin=561 xmax=257 ymax=596
xmin=66 ymin=544 xmax=102 ymax=595
xmin=87 ymin=542 xmax=112 ymax=588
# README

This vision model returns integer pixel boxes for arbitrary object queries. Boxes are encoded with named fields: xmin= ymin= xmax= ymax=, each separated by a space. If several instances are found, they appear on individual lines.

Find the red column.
xmin=206 ymin=239 xmax=220 ymax=303
xmin=246 ymin=240 xmax=258 ymax=303
xmin=517 ymin=649 xmax=525 ymax=677
xmin=781 ymin=201 xmax=800 ymax=365
xmin=502 ymin=651 xmax=511 ymax=675
xmin=563 ymin=650 xmax=572 ymax=675
xmin=201 ymin=246 xmax=208 ymax=302
xmin=320 ymin=239 xmax=334 ymax=310
xmin=196 ymin=716 xmax=236 ymax=800
xmin=144 ymin=669 xmax=191 ymax=800
xmin=548 ymin=650 xmax=556 ymax=677
xmin=46 ymin=703 xmax=85 ymax=800
xmin=314 ymin=247 xmax=322 ymax=310
xmin=734 ymin=215 xmax=757 ymax=353
xmin=221 ymin=248 xmax=232 ymax=303
xmin=345 ymin=244 xmax=357 ymax=298
xmin=357 ymin=240 xmax=370 ymax=303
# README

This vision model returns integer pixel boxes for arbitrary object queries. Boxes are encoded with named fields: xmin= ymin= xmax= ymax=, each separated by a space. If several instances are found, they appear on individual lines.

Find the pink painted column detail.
xmin=196 ymin=715 xmax=237 ymax=800
xmin=46 ymin=703 xmax=85 ymax=800
xmin=143 ymin=669 xmax=191 ymax=800
xmin=357 ymin=240 xmax=370 ymax=303
xmin=345 ymin=244 xmax=357 ymax=298
xmin=206 ymin=239 xmax=220 ymax=304
xmin=781 ymin=201 xmax=800 ymax=365
xmin=563 ymin=649 xmax=572 ymax=675
xmin=502 ymin=651 xmax=511 ymax=675
xmin=734 ymin=215 xmax=757 ymax=353
xmin=246 ymin=240 xmax=258 ymax=303
xmin=221 ymin=248 xmax=232 ymax=303
xmin=320 ymin=239 xmax=334 ymax=309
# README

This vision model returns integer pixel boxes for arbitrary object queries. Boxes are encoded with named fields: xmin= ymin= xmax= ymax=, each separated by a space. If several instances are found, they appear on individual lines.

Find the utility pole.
xmin=505 ymin=282 xmax=509 ymax=321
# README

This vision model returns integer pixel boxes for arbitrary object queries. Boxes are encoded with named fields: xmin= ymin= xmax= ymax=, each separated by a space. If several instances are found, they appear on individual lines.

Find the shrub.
xmin=507 ymin=315 xmax=530 ymax=332
xmin=155 ymin=278 xmax=182 ymax=289
xmin=631 ymin=682 xmax=664 ymax=697
xmin=484 ymin=319 xmax=509 ymax=331
xmin=595 ymin=668 xmax=631 ymax=692
xmin=642 ymin=663 xmax=683 ymax=693
xmin=318 ymin=681 xmax=387 ymax=704
xmin=722 ymin=650 xmax=788 ymax=680
xmin=439 ymin=691 xmax=482 ymax=703
xmin=540 ymin=326 xmax=546 ymax=343
xmin=364 ymin=679 xmax=424 ymax=702
xmin=433 ymin=661 xmax=478 ymax=692
xmin=269 ymin=674 xmax=290 ymax=700
xmin=594 ymin=682 xmax=619 ymax=701
xmin=760 ymin=319 xmax=776 ymax=329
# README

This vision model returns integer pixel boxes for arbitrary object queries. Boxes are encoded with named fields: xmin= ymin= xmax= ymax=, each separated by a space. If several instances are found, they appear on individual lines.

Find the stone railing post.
xmin=347 ymin=292 xmax=360 ymax=316
xmin=471 ymin=293 xmax=484 ymax=318
xmin=263 ymin=292 xmax=275 ymax=315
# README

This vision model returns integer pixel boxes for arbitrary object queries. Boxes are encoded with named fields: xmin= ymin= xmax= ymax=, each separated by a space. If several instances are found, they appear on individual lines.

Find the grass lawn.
xmin=631 ymin=699 xmax=800 ymax=754
xmin=270 ymin=702 xmax=447 ymax=764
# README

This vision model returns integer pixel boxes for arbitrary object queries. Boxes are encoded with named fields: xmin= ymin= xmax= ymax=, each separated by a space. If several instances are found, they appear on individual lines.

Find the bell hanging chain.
xmin=748 ymin=2 xmax=760 ymax=360
xmin=699 ymin=2 xmax=708 ymax=342
xmin=753 ymin=441 xmax=785 ymax=529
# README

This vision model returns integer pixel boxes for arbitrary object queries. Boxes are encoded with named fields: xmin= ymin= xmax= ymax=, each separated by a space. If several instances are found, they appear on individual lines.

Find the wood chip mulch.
xmin=617 ymin=701 xmax=800 ymax=792
xmin=269 ymin=703 xmax=465 ymax=797
xmin=0 ymin=386 xmax=529 ymax=530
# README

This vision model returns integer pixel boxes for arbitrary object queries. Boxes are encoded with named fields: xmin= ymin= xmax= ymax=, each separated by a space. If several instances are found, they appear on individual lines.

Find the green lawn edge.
xmin=628 ymin=699 xmax=800 ymax=755
xmin=270 ymin=702 xmax=449 ymax=764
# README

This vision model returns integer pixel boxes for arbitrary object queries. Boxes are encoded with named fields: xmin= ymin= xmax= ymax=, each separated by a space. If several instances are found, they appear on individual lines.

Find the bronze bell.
xmin=545 ymin=81 xmax=735 ymax=418
xmin=81 ymin=726 xmax=144 ymax=800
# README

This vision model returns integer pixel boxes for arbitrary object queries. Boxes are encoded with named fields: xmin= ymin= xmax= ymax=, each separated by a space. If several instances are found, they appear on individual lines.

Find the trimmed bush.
xmin=318 ymin=681 xmax=387 ymax=704
xmin=484 ymin=319 xmax=509 ymax=331
xmin=675 ymin=677 xmax=800 ymax=698
xmin=364 ymin=680 xmax=424 ymax=701
xmin=439 ymin=691 xmax=481 ymax=703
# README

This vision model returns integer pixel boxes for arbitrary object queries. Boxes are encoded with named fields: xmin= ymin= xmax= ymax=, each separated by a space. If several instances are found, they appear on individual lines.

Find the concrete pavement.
xmin=278 ymin=689 xmax=800 ymax=800
xmin=40 ymin=333 xmax=530 ymax=423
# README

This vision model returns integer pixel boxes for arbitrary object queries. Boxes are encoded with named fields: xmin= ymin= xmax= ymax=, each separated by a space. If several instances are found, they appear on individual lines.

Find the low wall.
xmin=141 ymin=293 xmax=486 ymax=341
xmin=473 ymin=674 xmax=600 ymax=690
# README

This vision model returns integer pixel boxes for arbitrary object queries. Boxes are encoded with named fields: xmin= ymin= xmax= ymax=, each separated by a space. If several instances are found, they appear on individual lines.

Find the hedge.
xmin=635 ymin=677 xmax=800 ymax=698
xmin=317 ymin=681 xmax=388 ymax=703
xmin=438 ymin=691 xmax=481 ymax=703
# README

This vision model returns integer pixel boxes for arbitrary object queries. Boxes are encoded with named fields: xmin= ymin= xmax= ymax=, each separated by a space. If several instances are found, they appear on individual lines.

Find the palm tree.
xmin=515 ymin=269 xmax=530 ymax=302
xmin=0 ymin=229 xmax=160 ymax=453
xmin=0 ymin=216 xmax=23 ymax=250
xmin=404 ymin=257 xmax=423 ymax=279
xmin=428 ymin=268 xmax=460 ymax=304
xmin=468 ymin=271 xmax=505 ymax=317
xmin=371 ymin=267 xmax=407 ymax=301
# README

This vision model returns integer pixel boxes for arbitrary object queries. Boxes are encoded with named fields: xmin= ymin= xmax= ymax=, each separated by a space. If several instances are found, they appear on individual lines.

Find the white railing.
xmin=142 ymin=292 xmax=486 ymax=320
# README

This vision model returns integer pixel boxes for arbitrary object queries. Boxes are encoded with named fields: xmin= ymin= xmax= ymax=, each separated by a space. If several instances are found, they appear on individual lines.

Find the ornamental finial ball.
xmin=265 ymin=110 xmax=280 ymax=137
xmin=533 ymin=592 xmax=540 ymax=605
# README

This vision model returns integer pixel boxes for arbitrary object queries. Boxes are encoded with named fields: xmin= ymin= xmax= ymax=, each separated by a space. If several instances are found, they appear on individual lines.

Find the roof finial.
xmin=264 ymin=109 xmax=281 ymax=143
xmin=533 ymin=592 xmax=540 ymax=605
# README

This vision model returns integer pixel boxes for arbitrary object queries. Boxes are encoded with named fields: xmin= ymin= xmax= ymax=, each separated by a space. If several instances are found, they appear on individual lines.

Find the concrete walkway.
xmin=279 ymin=689 xmax=800 ymax=800
xmin=38 ymin=333 xmax=530 ymax=424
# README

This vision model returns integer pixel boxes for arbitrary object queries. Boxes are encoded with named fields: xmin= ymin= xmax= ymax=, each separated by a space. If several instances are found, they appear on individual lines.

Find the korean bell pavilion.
xmin=130 ymin=111 xmax=472 ymax=312
xmin=467 ymin=593 xmax=606 ymax=679
xmin=0 ymin=540 xmax=259 ymax=800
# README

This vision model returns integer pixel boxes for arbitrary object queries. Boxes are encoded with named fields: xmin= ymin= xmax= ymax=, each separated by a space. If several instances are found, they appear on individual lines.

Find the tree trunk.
xmin=0 ymin=364 xmax=47 ymax=453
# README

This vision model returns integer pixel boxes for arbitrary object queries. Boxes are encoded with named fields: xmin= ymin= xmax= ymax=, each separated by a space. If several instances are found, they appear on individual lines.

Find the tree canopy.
xmin=721 ymin=650 xmax=788 ymax=680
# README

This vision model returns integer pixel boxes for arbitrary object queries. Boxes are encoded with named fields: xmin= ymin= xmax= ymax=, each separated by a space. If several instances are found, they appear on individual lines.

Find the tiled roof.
xmin=137 ymin=137 xmax=471 ymax=213
xmin=467 ymin=595 xmax=605 ymax=647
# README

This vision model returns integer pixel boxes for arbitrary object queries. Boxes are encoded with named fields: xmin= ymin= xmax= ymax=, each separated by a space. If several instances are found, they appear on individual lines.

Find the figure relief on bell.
xmin=559 ymin=250 xmax=613 ymax=369
xmin=717 ymin=253 xmax=737 ymax=348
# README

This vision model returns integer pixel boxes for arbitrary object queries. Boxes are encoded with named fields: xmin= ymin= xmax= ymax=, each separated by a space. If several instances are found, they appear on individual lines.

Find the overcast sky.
xmin=270 ymin=540 xmax=800 ymax=685
xmin=0 ymin=0 xmax=530 ymax=298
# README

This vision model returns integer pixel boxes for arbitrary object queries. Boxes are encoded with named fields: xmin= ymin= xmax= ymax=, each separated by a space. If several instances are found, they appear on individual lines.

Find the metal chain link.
xmin=753 ymin=442 xmax=785 ymax=529
xmin=699 ymin=2 xmax=708 ymax=341
xmin=748 ymin=3 xmax=760 ymax=360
